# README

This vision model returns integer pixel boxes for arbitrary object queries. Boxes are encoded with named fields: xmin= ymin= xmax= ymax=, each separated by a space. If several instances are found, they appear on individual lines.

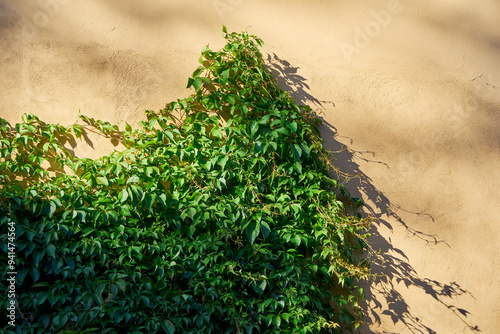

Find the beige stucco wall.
xmin=1 ymin=0 xmax=499 ymax=332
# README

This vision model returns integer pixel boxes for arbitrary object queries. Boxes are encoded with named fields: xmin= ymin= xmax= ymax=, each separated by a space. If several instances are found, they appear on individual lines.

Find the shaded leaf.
xmin=160 ymin=319 xmax=176 ymax=334
xmin=260 ymin=220 xmax=271 ymax=239
xmin=247 ymin=221 xmax=260 ymax=244
xmin=292 ymin=144 xmax=302 ymax=161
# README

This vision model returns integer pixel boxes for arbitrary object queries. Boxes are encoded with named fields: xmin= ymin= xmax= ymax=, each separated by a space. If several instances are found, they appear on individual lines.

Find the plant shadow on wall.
xmin=265 ymin=54 xmax=480 ymax=334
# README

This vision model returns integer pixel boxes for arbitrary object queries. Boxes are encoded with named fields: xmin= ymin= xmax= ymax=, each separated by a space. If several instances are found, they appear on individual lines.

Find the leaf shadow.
xmin=265 ymin=54 xmax=481 ymax=334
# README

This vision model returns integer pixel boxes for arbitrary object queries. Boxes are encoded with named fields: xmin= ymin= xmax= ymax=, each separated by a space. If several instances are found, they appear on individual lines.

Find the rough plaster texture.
xmin=1 ymin=0 xmax=499 ymax=332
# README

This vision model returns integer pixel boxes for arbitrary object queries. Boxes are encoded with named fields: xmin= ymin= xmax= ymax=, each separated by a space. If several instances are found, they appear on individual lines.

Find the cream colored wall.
xmin=1 ymin=1 xmax=499 ymax=332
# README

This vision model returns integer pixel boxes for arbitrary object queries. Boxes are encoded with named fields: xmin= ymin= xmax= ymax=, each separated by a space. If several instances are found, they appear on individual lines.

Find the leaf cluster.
xmin=0 ymin=27 xmax=371 ymax=333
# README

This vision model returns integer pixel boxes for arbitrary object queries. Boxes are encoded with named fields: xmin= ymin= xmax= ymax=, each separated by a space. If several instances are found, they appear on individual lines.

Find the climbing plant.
xmin=0 ymin=27 xmax=371 ymax=333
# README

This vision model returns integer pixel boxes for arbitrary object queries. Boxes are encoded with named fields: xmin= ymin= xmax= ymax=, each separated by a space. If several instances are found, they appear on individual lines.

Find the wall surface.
xmin=1 ymin=0 xmax=499 ymax=332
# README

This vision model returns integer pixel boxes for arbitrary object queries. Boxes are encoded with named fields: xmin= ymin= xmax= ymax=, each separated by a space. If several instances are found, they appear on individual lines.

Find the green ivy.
xmin=0 ymin=27 xmax=371 ymax=333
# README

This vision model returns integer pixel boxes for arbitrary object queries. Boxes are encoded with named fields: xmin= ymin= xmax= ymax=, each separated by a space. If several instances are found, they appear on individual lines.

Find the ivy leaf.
xmin=158 ymin=193 xmax=167 ymax=206
xmin=293 ymin=161 xmax=302 ymax=174
xmin=192 ymin=66 xmax=205 ymax=79
xmin=72 ymin=124 xmax=84 ymax=138
xmin=115 ymin=279 xmax=127 ymax=294
xmin=260 ymin=220 xmax=271 ymax=239
xmin=227 ymin=94 xmax=236 ymax=105
xmin=270 ymin=119 xmax=281 ymax=128
xmin=46 ymin=245 xmax=56 ymax=259
xmin=130 ymin=185 xmax=144 ymax=202
xmin=32 ymin=281 xmax=50 ymax=288
xmin=117 ymin=225 xmax=125 ymax=235
xmin=82 ymin=228 xmax=95 ymax=237
xmin=260 ymin=114 xmax=271 ymax=125
xmin=32 ymin=267 xmax=40 ymax=284
xmin=218 ymin=177 xmax=227 ymax=188
xmin=181 ymin=207 xmax=197 ymax=220
xmin=247 ymin=221 xmax=260 ymax=244
xmin=292 ymin=235 xmax=301 ymax=247
xmin=275 ymin=127 xmax=289 ymax=136
xmin=160 ymin=319 xmax=176 ymax=334
xmin=114 ymin=311 xmax=125 ymax=324
xmin=192 ymin=78 xmax=203 ymax=91
xmin=96 ymin=176 xmax=109 ymax=186
xmin=252 ymin=280 xmax=267 ymax=294
xmin=249 ymin=121 xmax=259 ymax=136
xmin=127 ymin=176 xmax=140 ymax=184
xmin=145 ymin=193 xmax=156 ymax=212
xmin=221 ymin=69 xmax=230 ymax=80
xmin=211 ymin=127 xmax=222 ymax=139
xmin=254 ymin=142 xmax=262 ymax=154
xmin=287 ymin=121 xmax=298 ymax=132
xmin=218 ymin=155 xmax=229 ymax=170
xmin=48 ymin=201 xmax=57 ymax=218
xmin=272 ymin=314 xmax=281 ymax=328
xmin=119 ymin=189 xmax=129 ymax=203
xmin=292 ymin=144 xmax=302 ymax=161
xmin=200 ymin=43 xmax=210 ymax=54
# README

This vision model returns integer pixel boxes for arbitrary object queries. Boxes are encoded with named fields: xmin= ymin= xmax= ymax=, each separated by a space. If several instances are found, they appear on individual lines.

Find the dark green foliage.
xmin=0 ymin=28 xmax=370 ymax=333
